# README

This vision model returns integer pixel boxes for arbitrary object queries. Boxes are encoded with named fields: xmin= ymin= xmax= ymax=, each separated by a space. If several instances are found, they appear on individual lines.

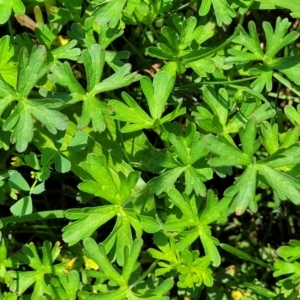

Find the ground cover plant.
xmin=1 ymin=0 xmax=300 ymax=299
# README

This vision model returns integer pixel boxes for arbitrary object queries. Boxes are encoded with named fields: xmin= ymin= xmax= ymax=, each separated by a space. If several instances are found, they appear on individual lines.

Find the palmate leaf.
xmin=49 ymin=44 xmax=137 ymax=132
xmin=0 ymin=46 xmax=68 ymax=152
xmin=149 ymin=124 xmax=212 ymax=196
xmin=9 ymin=241 xmax=66 ymax=299
xmin=109 ymin=69 xmax=185 ymax=132
xmin=63 ymin=202 xmax=158 ymax=264
xmin=62 ymin=150 xmax=159 ymax=254
xmin=166 ymin=189 xmax=230 ymax=266
xmin=273 ymin=239 xmax=300 ymax=298
xmin=80 ymin=237 xmax=173 ymax=299
xmin=78 ymin=153 xmax=140 ymax=205
xmin=48 ymin=270 xmax=80 ymax=300
xmin=194 ymin=90 xmax=275 ymax=134
xmin=226 ymin=17 xmax=299 ymax=92
xmin=177 ymin=251 xmax=213 ymax=288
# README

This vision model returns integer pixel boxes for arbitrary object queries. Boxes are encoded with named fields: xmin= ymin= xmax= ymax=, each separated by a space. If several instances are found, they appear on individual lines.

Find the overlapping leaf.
xmin=0 ymin=46 xmax=68 ymax=152
xmin=164 ymin=188 xmax=230 ymax=266
xmin=149 ymin=123 xmax=212 ymax=196
xmin=226 ymin=17 xmax=300 ymax=92
xmin=79 ymin=237 xmax=173 ymax=299
xmin=49 ymin=44 xmax=137 ymax=132
xmin=9 ymin=241 xmax=66 ymax=299
xmin=109 ymin=67 xmax=185 ymax=132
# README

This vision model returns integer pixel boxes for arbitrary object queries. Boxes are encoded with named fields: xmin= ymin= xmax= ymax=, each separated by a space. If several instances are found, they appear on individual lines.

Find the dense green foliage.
xmin=1 ymin=0 xmax=300 ymax=299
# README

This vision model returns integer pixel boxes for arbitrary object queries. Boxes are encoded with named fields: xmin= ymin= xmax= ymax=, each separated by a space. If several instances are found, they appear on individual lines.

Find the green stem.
xmin=0 ymin=210 xmax=65 ymax=227
xmin=8 ymin=19 xmax=14 ymax=40
xmin=131 ymin=259 xmax=158 ymax=287
xmin=268 ymin=92 xmax=300 ymax=102
xmin=147 ymin=22 xmax=161 ymax=41
xmin=175 ymin=76 xmax=258 ymax=91
xmin=133 ymin=12 xmax=152 ymax=45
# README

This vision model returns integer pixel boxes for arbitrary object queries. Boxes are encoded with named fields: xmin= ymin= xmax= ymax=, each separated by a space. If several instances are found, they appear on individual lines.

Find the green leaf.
xmin=30 ymin=182 xmax=45 ymax=195
xmin=67 ymin=130 xmax=88 ymax=152
xmin=0 ymin=45 xmax=68 ymax=152
xmin=202 ymin=86 xmax=229 ymax=127
xmin=48 ymin=270 xmax=80 ymax=300
xmin=167 ymin=188 xmax=198 ymax=223
xmin=24 ymin=152 xmax=40 ymax=170
xmin=8 ymin=170 xmax=29 ymax=191
xmin=9 ymin=241 xmax=66 ymax=297
xmin=179 ymin=16 xmax=197 ymax=50
xmin=226 ymin=21 xmax=264 ymax=63
xmin=148 ymin=167 xmax=185 ymax=195
xmin=225 ymin=164 xmax=257 ymax=215
xmin=141 ymin=71 xmax=175 ymax=120
xmin=4 ymin=102 xmax=34 ymax=152
xmin=252 ymin=0 xmax=300 ymax=18
xmin=78 ymin=153 xmax=139 ymax=205
xmin=82 ymin=45 xmax=105 ymax=92
xmin=284 ymin=105 xmax=300 ymax=126
xmin=54 ymin=153 xmax=71 ymax=173
xmin=62 ymin=206 xmax=119 ymax=246
xmin=242 ymin=282 xmax=277 ymax=298
xmin=83 ymin=238 xmax=125 ymax=286
xmin=139 ymin=215 xmax=160 ymax=233
xmin=220 ymin=243 xmax=274 ymax=269
xmin=10 ymin=196 xmax=32 ymax=216
xmin=49 ymin=62 xmax=85 ymax=94
xmin=0 ymin=0 xmax=25 ymax=24
xmin=199 ymin=0 xmax=236 ymax=26
xmin=185 ymin=166 xmax=208 ymax=197
xmin=109 ymin=93 xmax=154 ymax=131
xmin=276 ymin=240 xmax=300 ymax=261
xmin=260 ymin=121 xmax=279 ymax=155
xmin=239 ymin=118 xmax=259 ymax=159
xmin=94 ymin=0 xmax=126 ymax=28
xmin=59 ymin=0 xmax=83 ymax=20
xmin=0 ymin=36 xmax=17 ymax=88
xmin=257 ymin=164 xmax=300 ymax=204
xmin=204 ymin=135 xmax=252 ymax=166
xmin=92 ymin=64 xmax=137 ymax=96
xmin=122 ymin=238 xmax=143 ymax=282
xmin=263 ymin=17 xmax=299 ymax=61
xmin=17 ymin=46 xmax=48 ymax=98
xmin=51 ymin=40 xmax=81 ymax=62
xmin=29 ymin=100 xmax=68 ymax=135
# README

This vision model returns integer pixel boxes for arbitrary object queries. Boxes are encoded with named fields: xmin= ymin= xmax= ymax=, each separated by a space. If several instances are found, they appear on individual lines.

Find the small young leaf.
xmin=30 ymin=182 xmax=45 ymax=195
